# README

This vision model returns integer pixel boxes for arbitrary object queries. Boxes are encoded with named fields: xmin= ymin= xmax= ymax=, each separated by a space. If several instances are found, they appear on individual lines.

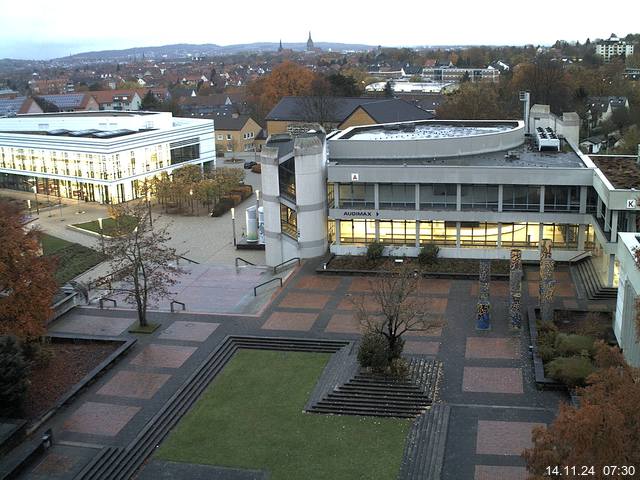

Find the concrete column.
xmin=604 ymin=207 xmax=611 ymax=232
xmin=335 ymin=219 xmax=341 ymax=245
xmin=539 ymin=185 xmax=545 ymax=213
xmin=375 ymin=219 xmax=380 ymax=242
xmin=497 ymin=223 xmax=502 ymax=248
xmin=538 ymin=223 xmax=544 ymax=253
xmin=456 ymin=222 xmax=461 ymax=248
xmin=498 ymin=185 xmax=503 ymax=212
xmin=597 ymin=196 xmax=603 ymax=219
xmin=607 ymin=254 xmax=616 ymax=287
xmin=333 ymin=182 xmax=339 ymax=208
xmin=578 ymin=224 xmax=586 ymax=250
xmin=456 ymin=184 xmax=462 ymax=211
xmin=579 ymin=186 xmax=587 ymax=214
xmin=415 ymin=220 xmax=420 ymax=248
xmin=611 ymin=210 xmax=619 ymax=240
xmin=629 ymin=213 xmax=637 ymax=233
xmin=374 ymin=183 xmax=379 ymax=210
xmin=415 ymin=184 xmax=420 ymax=211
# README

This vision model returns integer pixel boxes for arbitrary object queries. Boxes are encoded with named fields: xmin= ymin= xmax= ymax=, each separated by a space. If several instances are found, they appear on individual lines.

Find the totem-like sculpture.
xmin=540 ymin=257 xmax=556 ymax=323
xmin=476 ymin=259 xmax=491 ymax=330
xmin=509 ymin=249 xmax=523 ymax=330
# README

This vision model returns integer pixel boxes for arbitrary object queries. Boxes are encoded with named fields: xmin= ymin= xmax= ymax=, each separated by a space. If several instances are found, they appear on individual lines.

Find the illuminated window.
xmin=280 ymin=204 xmax=297 ymax=239
xmin=501 ymin=222 xmax=540 ymax=248
xmin=459 ymin=222 xmax=499 ymax=247
xmin=542 ymin=224 xmax=579 ymax=249
xmin=339 ymin=219 xmax=375 ymax=244
xmin=419 ymin=220 xmax=456 ymax=246
xmin=379 ymin=220 xmax=417 ymax=245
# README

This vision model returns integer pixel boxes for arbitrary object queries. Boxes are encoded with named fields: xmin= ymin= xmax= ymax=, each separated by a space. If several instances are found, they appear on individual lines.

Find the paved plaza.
xmin=14 ymin=259 xmax=591 ymax=479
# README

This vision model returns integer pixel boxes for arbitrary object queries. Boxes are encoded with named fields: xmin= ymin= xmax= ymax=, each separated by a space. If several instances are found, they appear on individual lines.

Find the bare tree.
xmin=354 ymin=266 xmax=443 ymax=360
xmin=97 ymin=201 xmax=185 ymax=327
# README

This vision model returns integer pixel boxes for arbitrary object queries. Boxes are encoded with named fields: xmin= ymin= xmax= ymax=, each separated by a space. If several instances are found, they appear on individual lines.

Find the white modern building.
xmin=0 ymin=111 xmax=215 ymax=203
xmin=596 ymin=34 xmax=635 ymax=63
xmin=614 ymin=232 xmax=640 ymax=367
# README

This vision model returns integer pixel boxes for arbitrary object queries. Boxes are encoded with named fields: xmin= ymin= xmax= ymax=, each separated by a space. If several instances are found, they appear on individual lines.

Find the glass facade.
xmin=379 ymin=184 xmax=415 ymax=209
xmin=542 ymin=223 xmax=579 ymax=249
xmin=379 ymin=220 xmax=416 ymax=245
xmin=460 ymin=185 xmax=499 ymax=211
xmin=339 ymin=219 xmax=376 ymax=244
xmin=544 ymin=186 xmax=580 ymax=212
xmin=419 ymin=221 xmax=457 ymax=246
xmin=459 ymin=222 xmax=500 ymax=247
xmin=500 ymin=222 xmax=541 ymax=248
xmin=502 ymin=185 xmax=540 ymax=211
xmin=338 ymin=183 xmax=375 ymax=209
xmin=280 ymin=204 xmax=297 ymax=239
xmin=419 ymin=184 xmax=457 ymax=210
xmin=278 ymin=157 xmax=296 ymax=201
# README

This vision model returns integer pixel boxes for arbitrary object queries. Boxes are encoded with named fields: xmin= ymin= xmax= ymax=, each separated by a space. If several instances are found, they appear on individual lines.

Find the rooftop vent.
xmin=535 ymin=126 xmax=560 ymax=152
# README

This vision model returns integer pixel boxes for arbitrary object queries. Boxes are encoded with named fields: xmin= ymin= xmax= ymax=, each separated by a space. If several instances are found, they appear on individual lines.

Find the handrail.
xmin=176 ymin=255 xmax=199 ymax=265
xmin=273 ymin=257 xmax=301 ymax=274
xmin=170 ymin=300 xmax=186 ymax=312
xmin=235 ymin=257 xmax=256 ymax=267
xmin=567 ymin=251 xmax=592 ymax=263
xmin=99 ymin=297 xmax=117 ymax=309
xmin=253 ymin=277 xmax=283 ymax=296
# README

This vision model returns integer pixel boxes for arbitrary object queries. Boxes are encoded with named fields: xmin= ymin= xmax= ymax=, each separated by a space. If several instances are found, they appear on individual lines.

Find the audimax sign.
xmin=342 ymin=210 xmax=380 ymax=218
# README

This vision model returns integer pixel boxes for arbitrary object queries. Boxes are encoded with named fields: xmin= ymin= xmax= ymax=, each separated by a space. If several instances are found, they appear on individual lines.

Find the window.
xmin=279 ymin=157 xmax=296 ymax=201
xmin=459 ymin=222 xmax=499 ymax=247
xmin=586 ymin=187 xmax=598 ymax=214
xmin=420 ymin=184 xmax=457 ymax=210
xmin=460 ymin=185 xmax=498 ymax=211
xmin=544 ymin=186 xmax=580 ymax=212
xmin=379 ymin=220 xmax=417 ymax=245
xmin=379 ymin=184 xmax=415 ymax=209
xmin=226 ymin=134 xmax=232 ymax=140
xmin=338 ymin=183 xmax=374 ymax=209
xmin=339 ymin=219 xmax=376 ymax=244
xmin=217 ymin=134 xmax=223 ymax=140
xmin=501 ymin=222 xmax=540 ymax=248
xmin=502 ymin=185 xmax=540 ymax=211
xmin=169 ymin=139 xmax=200 ymax=165
xmin=542 ymin=224 xmax=579 ymax=249
xmin=419 ymin=220 xmax=457 ymax=246
xmin=280 ymin=204 xmax=297 ymax=238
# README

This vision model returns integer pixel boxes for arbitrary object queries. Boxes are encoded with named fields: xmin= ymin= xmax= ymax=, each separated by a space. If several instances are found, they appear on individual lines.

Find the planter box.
xmin=527 ymin=306 xmax=568 ymax=390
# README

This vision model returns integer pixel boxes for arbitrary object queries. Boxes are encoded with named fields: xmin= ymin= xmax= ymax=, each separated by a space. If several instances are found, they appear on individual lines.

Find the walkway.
xmin=14 ymin=260 xmax=585 ymax=480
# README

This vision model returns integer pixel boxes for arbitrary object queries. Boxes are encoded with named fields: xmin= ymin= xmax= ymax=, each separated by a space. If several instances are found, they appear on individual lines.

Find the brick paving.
xmin=261 ymin=311 xmax=318 ymax=331
xmin=465 ymin=337 xmax=519 ymax=359
xmin=130 ymin=344 xmax=197 ymax=369
xmin=470 ymin=281 xmax=509 ymax=297
xmin=158 ymin=321 xmax=220 ymax=342
xmin=97 ymin=370 xmax=171 ymax=399
xmin=22 ymin=261 xmax=582 ymax=480
xmin=475 ymin=420 xmax=544 ymax=455
xmin=63 ymin=401 xmax=141 ymax=436
xmin=462 ymin=367 xmax=524 ymax=394
xmin=474 ymin=465 xmax=528 ymax=480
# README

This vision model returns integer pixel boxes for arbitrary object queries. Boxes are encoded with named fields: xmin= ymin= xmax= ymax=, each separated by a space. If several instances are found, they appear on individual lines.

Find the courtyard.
xmin=6 ymin=257 xmax=599 ymax=480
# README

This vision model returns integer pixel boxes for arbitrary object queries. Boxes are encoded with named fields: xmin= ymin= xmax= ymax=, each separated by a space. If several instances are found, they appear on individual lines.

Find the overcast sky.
xmin=0 ymin=0 xmax=637 ymax=60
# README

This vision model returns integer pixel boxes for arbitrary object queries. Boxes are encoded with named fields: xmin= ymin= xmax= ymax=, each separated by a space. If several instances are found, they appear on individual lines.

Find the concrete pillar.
xmin=607 ymin=254 xmax=616 ymax=287
xmin=415 ymin=184 xmax=420 ymax=211
xmin=456 ymin=222 xmax=461 ymax=248
xmin=578 ymin=224 xmax=586 ymax=250
xmin=333 ymin=182 xmax=339 ymax=208
xmin=498 ymin=185 xmax=503 ymax=212
xmin=604 ymin=207 xmax=611 ymax=232
xmin=456 ymin=184 xmax=462 ymax=211
xmin=260 ymin=145 xmax=283 ymax=267
xmin=611 ymin=210 xmax=619 ymax=240
xmin=597 ymin=196 xmax=603 ymax=219
xmin=374 ymin=183 xmax=379 ymax=210
xmin=415 ymin=220 xmax=420 ymax=248
xmin=335 ymin=220 xmax=341 ymax=245
xmin=539 ymin=185 xmax=545 ymax=213
xmin=579 ymin=186 xmax=587 ymax=214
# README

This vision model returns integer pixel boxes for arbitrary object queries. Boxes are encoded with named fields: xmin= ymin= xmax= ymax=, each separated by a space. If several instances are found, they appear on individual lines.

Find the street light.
xmin=255 ymin=189 xmax=260 ymax=243
xmin=98 ymin=217 xmax=104 ymax=252
xmin=189 ymin=188 xmax=194 ymax=214
xmin=31 ymin=185 xmax=39 ymax=215
xmin=146 ymin=190 xmax=153 ymax=228
xmin=231 ymin=207 xmax=236 ymax=246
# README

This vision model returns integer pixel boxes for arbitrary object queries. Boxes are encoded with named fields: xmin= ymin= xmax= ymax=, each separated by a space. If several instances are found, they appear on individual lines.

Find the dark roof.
xmin=353 ymin=99 xmax=434 ymax=124
xmin=403 ymin=64 xmax=423 ymax=75
xmin=395 ymin=93 xmax=444 ymax=113
xmin=587 ymin=96 xmax=629 ymax=115
xmin=265 ymin=96 xmax=433 ymax=124
xmin=213 ymin=114 xmax=251 ymax=131
xmin=0 ymin=97 xmax=29 ymax=116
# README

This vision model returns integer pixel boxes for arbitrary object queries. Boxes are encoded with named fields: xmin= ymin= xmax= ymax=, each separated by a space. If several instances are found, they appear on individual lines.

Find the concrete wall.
xmin=528 ymin=104 xmax=580 ymax=146
xmin=2 ymin=111 xmax=174 ymax=132
xmin=615 ymin=232 xmax=640 ymax=367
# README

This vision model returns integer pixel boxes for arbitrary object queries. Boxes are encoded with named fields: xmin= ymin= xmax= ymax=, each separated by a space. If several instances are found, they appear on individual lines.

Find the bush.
xmin=554 ymin=333 xmax=595 ymax=357
xmin=545 ymin=355 xmax=595 ymax=387
xmin=390 ymin=357 xmax=409 ymax=379
xmin=0 ymin=336 xmax=30 ymax=417
xmin=21 ymin=338 xmax=53 ymax=367
xmin=358 ymin=332 xmax=389 ymax=373
xmin=366 ymin=241 xmax=384 ymax=261
xmin=537 ymin=329 xmax=558 ymax=362
xmin=418 ymin=243 xmax=439 ymax=265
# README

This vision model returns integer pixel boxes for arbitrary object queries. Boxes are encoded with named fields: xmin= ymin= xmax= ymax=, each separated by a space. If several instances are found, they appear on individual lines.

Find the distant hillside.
xmin=55 ymin=42 xmax=377 ymax=62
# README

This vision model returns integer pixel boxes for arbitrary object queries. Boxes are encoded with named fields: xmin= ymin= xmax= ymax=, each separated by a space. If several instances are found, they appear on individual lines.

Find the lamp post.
xmin=31 ymin=185 xmax=39 ymax=215
xmin=231 ymin=207 xmax=236 ymax=246
xmin=189 ymin=188 xmax=194 ymax=214
xmin=255 ymin=189 xmax=260 ymax=240
xmin=146 ymin=190 xmax=153 ymax=228
xmin=98 ymin=217 xmax=104 ymax=252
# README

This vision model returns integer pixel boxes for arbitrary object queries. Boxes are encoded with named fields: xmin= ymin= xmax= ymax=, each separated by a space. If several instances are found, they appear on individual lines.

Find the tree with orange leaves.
xmin=247 ymin=61 xmax=316 ymax=123
xmin=0 ymin=201 xmax=56 ymax=340
xmin=522 ymin=342 xmax=640 ymax=480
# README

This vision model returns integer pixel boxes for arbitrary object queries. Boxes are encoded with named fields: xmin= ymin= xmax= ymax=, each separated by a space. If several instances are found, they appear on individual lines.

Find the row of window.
xmin=337 ymin=183 xmax=593 ymax=213
xmin=215 ymin=132 xmax=256 ymax=141
xmin=336 ymin=219 xmax=592 ymax=250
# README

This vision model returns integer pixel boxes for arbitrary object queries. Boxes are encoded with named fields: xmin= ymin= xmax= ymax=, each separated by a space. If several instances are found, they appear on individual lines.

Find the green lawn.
xmin=157 ymin=350 xmax=411 ymax=480
xmin=41 ymin=234 xmax=106 ymax=285
xmin=72 ymin=215 xmax=138 ymax=236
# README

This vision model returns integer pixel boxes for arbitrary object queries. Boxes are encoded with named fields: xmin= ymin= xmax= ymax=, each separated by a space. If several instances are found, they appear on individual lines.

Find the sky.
xmin=0 ymin=0 xmax=637 ymax=60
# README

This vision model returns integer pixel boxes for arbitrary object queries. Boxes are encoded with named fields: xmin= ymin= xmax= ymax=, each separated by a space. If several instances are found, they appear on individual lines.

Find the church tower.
xmin=278 ymin=39 xmax=283 ymax=52
xmin=306 ymin=32 xmax=314 ymax=51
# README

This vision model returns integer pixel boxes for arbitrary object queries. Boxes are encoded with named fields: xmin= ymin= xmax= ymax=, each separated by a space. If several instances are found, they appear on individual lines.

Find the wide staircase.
xmin=572 ymin=257 xmax=617 ymax=300
xmin=308 ymin=358 xmax=441 ymax=418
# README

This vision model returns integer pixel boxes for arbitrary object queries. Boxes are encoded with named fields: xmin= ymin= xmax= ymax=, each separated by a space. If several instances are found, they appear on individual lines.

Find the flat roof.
xmin=330 ymin=139 xmax=586 ymax=169
xmin=15 ymin=111 xmax=158 ymax=118
xmin=591 ymin=155 xmax=640 ymax=189
xmin=0 ymin=128 xmax=146 ymax=139
xmin=345 ymin=123 xmax=516 ymax=141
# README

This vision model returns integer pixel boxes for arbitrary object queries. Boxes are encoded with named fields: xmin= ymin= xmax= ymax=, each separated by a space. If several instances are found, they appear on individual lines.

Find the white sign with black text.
xmin=351 ymin=173 xmax=359 ymax=181
xmin=626 ymin=199 xmax=637 ymax=209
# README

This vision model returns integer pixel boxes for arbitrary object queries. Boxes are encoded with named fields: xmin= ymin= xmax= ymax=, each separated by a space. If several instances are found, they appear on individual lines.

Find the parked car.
xmin=243 ymin=160 xmax=257 ymax=169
